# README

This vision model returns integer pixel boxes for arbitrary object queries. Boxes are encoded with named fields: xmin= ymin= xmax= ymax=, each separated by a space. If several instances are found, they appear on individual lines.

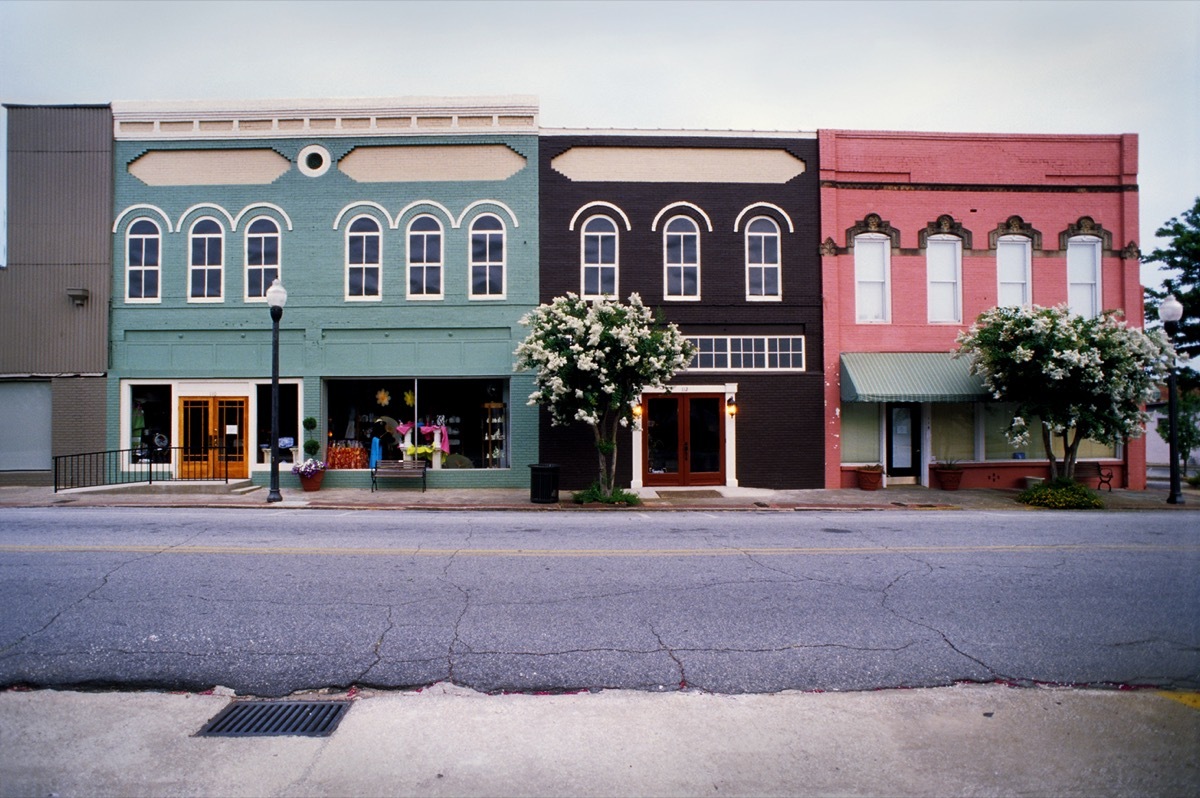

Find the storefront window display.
xmin=254 ymin=383 xmax=299 ymax=464
xmin=325 ymin=378 xmax=509 ymax=469
xmin=130 ymin=385 xmax=171 ymax=462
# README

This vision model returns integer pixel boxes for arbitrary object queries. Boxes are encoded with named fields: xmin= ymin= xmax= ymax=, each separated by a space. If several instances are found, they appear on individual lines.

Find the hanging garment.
xmin=369 ymin=436 xmax=383 ymax=469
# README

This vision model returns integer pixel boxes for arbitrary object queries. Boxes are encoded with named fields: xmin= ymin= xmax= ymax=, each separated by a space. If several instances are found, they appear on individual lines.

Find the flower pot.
xmin=934 ymin=468 xmax=963 ymax=491
xmin=298 ymin=471 xmax=325 ymax=492
xmin=857 ymin=468 xmax=883 ymax=491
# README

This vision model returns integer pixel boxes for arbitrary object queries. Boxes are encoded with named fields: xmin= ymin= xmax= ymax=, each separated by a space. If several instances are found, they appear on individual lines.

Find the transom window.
xmin=245 ymin=217 xmax=280 ymax=300
xmin=407 ymin=215 xmax=442 ymax=299
xmin=687 ymin=336 xmax=806 ymax=371
xmin=126 ymin=219 xmax=160 ymax=302
xmin=854 ymin=233 xmax=890 ymax=322
xmin=996 ymin=235 xmax=1032 ymax=307
xmin=347 ymin=216 xmax=381 ymax=299
xmin=581 ymin=215 xmax=618 ymax=298
xmin=926 ymin=235 xmax=962 ymax=323
xmin=189 ymin=218 xmax=223 ymax=301
xmin=664 ymin=216 xmax=700 ymax=299
xmin=470 ymin=214 xmax=505 ymax=298
xmin=746 ymin=217 xmax=781 ymax=300
xmin=1067 ymin=235 xmax=1102 ymax=317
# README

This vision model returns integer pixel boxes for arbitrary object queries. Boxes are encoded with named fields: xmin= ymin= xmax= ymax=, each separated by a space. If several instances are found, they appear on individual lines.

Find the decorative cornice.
xmin=988 ymin=215 xmax=1042 ymax=250
xmin=820 ymin=180 xmax=1137 ymax=194
xmin=1059 ymin=216 xmax=1114 ymax=250
xmin=919 ymin=215 xmax=972 ymax=249
xmin=111 ymin=96 xmax=539 ymax=140
xmin=845 ymin=213 xmax=901 ymax=249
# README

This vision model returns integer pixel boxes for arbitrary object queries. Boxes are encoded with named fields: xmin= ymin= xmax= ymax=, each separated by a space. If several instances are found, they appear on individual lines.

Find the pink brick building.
xmin=819 ymin=130 xmax=1145 ymax=490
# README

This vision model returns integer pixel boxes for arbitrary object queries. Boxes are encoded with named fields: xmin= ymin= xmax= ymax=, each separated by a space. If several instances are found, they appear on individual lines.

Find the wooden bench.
xmin=371 ymin=459 xmax=427 ymax=492
xmin=1074 ymin=461 xmax=1114 ymax=491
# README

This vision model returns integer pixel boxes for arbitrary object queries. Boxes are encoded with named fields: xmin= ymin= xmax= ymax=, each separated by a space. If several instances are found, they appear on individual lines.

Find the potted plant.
xmin=292 ymin=457 xmax=327 ymax=491
xmin=856 ymin=464 xmax=884 ymax=491
xmin=933 ymin=458 xmax=964 ymax=491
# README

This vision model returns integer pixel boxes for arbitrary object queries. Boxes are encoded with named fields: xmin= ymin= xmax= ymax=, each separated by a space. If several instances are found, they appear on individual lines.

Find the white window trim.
xmin=926 ymin=234 xmax=963 ymax=324
xmin=468 ymin=214 xmax=507 ymax=301
xmin=345 ymin=214 xmax=383 ymax=302
xmin=745 ymin=216 xmax=782 ymax=302
xmin=187 ymin=216 xmax=225 ymax=304
xmin=580 ymin=215 xmax=620 ymax=300
xmin=996 ymin=235 xmax=1032 ymax=308
xmin=854 ymin=233 xmax=891 ymax=323
xmin=243 ymin=216 xmax=281 ymax=303
xmin=663 ymin=215 xmax=701 ymax=302
xmin=1067 ymin=235 xmax=1103 ymax=317
xmin=406 ymin=215 xmax=444 ymax=301
xmin=125 ymin=219 xmax=162 ymax=304
xmin=684 ymin=336 xmax=806 ymax=371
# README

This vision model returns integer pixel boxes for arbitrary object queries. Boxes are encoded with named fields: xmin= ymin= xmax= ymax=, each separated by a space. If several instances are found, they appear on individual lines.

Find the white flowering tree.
xmin=956 ymin=304 xmax=1173 ymax=482
xmin=515 ymin=293 xmax=694 ymax=498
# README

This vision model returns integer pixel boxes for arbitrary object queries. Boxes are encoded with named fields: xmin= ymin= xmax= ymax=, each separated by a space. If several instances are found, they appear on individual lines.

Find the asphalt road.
xmin=1 ymin=507 xmax=1197 ymax=697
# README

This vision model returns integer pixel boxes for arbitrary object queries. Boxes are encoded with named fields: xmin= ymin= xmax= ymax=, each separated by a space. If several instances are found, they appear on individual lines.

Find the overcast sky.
xmin=2 ymin=0 xmax=1196 ymax=289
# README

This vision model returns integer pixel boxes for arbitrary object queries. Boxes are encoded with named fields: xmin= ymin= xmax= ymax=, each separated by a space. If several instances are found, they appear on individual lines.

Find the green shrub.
xmin=1017 ymin=478 xmax=1104 ymax=509
xmin=572 ymin=482 xmax=641 ymax=506
xmin=1185 ymin=473 xmax=1200 ymax=488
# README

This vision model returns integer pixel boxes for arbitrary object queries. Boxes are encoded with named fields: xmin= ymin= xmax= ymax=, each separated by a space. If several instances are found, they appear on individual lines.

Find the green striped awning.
xmin=840 ymin=352 xmax=987 ymax=403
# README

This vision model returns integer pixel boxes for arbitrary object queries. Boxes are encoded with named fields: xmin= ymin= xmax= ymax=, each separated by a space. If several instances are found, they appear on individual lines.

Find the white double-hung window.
xmin=1067 ymin=235 xmax=1102 ymax=316
xmin=996 ymin=235 xmax=1031 ymax=308
xmin=926 ymin=234 xmax=962 ymax=323
xmin=746 ymin=217 xmax=781 ymax=300
xmin=581 ymin=216 xmax=618 ymax=298
xmin=854 ymin=233 xmax=890 ymax=322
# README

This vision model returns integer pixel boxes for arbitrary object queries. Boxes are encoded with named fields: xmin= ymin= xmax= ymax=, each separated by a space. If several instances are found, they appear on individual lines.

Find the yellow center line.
xmin=0 ymin=544 xmax=1195 ymax=558
xmin=1157 ymin=692 xmax=1200 ymax=711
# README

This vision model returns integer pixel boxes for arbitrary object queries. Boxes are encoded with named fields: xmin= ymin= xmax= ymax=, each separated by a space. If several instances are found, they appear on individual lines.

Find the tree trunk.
xmin=1063 ymin=427 xmax=1084 ymax=483
xmin=1041 ymin=425 xmax=1059 ymax=481
xmin=593 ymin=411 xmax=620 ymax=498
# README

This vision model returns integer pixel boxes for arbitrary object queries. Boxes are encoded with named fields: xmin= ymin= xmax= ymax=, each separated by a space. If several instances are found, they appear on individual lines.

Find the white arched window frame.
xmin=853 ymin=233 xmax=891 ymax=323
xmin=244 ymin=217 xmax=281 ymax=302
xmin=188 ymin=217 xmax=224 ymax=302
xmin=346 ymin=215 xmax=382 ymax=300
xmin=407 ymin=215 xmax=443 ymax=300
xmin=926 ymin=234 xmax=963 ymax=323
xmin=996 ymin=234 xmax=1032 ymax=308
xmin=469 ymin=214 xmax=506 ymax=299
xmin=663 ymin=215 xmax=701 ymax=300
xmin=581 ymin=215 xmax=619 ymax=299
xmin=1066 ymin=235 xmax=1103 ymax=317
xmin=745 ymin=216 xmax=781 ymax=301
xmin=126 ymin=219 xmax=161 ymax=303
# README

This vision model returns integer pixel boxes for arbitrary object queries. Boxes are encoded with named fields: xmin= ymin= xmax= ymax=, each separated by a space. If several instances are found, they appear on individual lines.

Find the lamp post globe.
xmin=266 ymin=279 xmax=287 ymax=503
xmin=1160 ymin=295 xmax=1184 ymax=505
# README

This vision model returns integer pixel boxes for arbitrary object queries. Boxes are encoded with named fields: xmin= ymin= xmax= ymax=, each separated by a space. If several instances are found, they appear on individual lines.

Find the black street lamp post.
xmin=1160 ymin=294 xmax=1184 ymax=505
xmin=266 ymin=279 xmax=288 ymax=503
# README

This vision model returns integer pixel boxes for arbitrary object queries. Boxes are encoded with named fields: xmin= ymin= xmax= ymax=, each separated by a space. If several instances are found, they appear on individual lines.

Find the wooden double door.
xmin=179 ymin=397 xmax=249 ymax=479
xmin=643 ymin=394 xmax=725 ymax=487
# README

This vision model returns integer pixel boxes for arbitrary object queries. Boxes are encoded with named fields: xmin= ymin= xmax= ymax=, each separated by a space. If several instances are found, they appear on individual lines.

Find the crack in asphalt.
xmin=650 ymin=625 xmax=687 ymax=688
xmin=357 ymin=605 xmax=396 ymax=682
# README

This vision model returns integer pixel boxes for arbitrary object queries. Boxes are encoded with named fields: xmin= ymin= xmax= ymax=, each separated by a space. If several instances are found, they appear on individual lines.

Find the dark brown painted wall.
xmin=537 ymin=134 xmax=825 ymax=489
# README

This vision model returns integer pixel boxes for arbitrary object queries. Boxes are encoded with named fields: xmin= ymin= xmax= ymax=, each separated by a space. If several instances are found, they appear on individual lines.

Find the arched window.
xmin=581 ymin=215 xmax=618 ymax=298
xmin=746 ymin=217 xmax=780 ymax=299
xmin=470 ymin=214 xmax=505 ymax=298
xmin=1067 ymin=235 xmax=1102 ymax=317
xmin=407 ymin=215 xmax=442 ymax=299
xmin=346 ymin=216 xmax=382 ymax=299
xmin=854 ymin=233 xmax=891 ymax=323
xmin=126 ymin=219 xmax=160 ymax=302
xmin=189 ymin=218 xmax=224 ymax=301
xmin=664 ymin=216 xmax=700 ymax=299
xmin=996 ymin=234 xmax=1032 ymax=308
xmin=245 ymin=217 xmax=280 ymax=300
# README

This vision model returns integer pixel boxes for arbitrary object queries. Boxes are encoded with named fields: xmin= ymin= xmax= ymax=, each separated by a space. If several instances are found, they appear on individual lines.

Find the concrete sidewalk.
xmin=2 ymin=683 xmax=1197 ymax=797
xmin=2 ymin=480 xmax=1199 ymax=512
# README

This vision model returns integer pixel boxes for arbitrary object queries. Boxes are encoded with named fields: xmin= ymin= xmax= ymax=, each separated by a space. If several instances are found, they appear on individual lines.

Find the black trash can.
xmin=529 ymin=463 xmax=560 ymax=504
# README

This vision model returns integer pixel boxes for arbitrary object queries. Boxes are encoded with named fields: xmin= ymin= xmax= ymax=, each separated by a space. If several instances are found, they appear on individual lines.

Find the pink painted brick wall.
xmin=820 ymin=130 xmax=1145 ymax=489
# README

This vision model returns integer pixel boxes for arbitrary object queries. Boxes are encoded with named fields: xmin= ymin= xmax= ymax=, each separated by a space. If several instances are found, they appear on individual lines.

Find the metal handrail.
xmin=53 ymin=445 xmax=232 ymax=492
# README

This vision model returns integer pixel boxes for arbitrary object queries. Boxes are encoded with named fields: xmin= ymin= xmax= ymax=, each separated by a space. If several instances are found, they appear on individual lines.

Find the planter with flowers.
xmin=292 ymin=457 xmax=327 ymax=491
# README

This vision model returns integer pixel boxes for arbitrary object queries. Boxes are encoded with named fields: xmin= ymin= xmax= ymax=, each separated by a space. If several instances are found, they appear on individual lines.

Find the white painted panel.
xmin=0 ymin=382 xmax=52 ymax=470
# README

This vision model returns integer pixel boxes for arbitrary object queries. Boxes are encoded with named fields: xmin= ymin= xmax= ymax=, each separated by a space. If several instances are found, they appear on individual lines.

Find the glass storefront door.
xmin=179 ymin=397 xmax=249 ymax=479
xmin=644 ymin=394 xmax=724 ymax=487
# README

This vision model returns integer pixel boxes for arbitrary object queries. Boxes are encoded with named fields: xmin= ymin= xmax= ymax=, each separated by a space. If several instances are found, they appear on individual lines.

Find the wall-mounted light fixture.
xmin=726 ymin=396 xmax=738 ymax=417
xmin=66 ymin=287 xmax=90 ymax=307
xmin=631 ymin=404 xmax=643 ymax=419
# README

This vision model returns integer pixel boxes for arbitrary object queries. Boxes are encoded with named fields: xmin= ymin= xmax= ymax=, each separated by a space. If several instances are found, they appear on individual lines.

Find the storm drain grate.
xmin=197 ymin=700 xmax=351 ymax=737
